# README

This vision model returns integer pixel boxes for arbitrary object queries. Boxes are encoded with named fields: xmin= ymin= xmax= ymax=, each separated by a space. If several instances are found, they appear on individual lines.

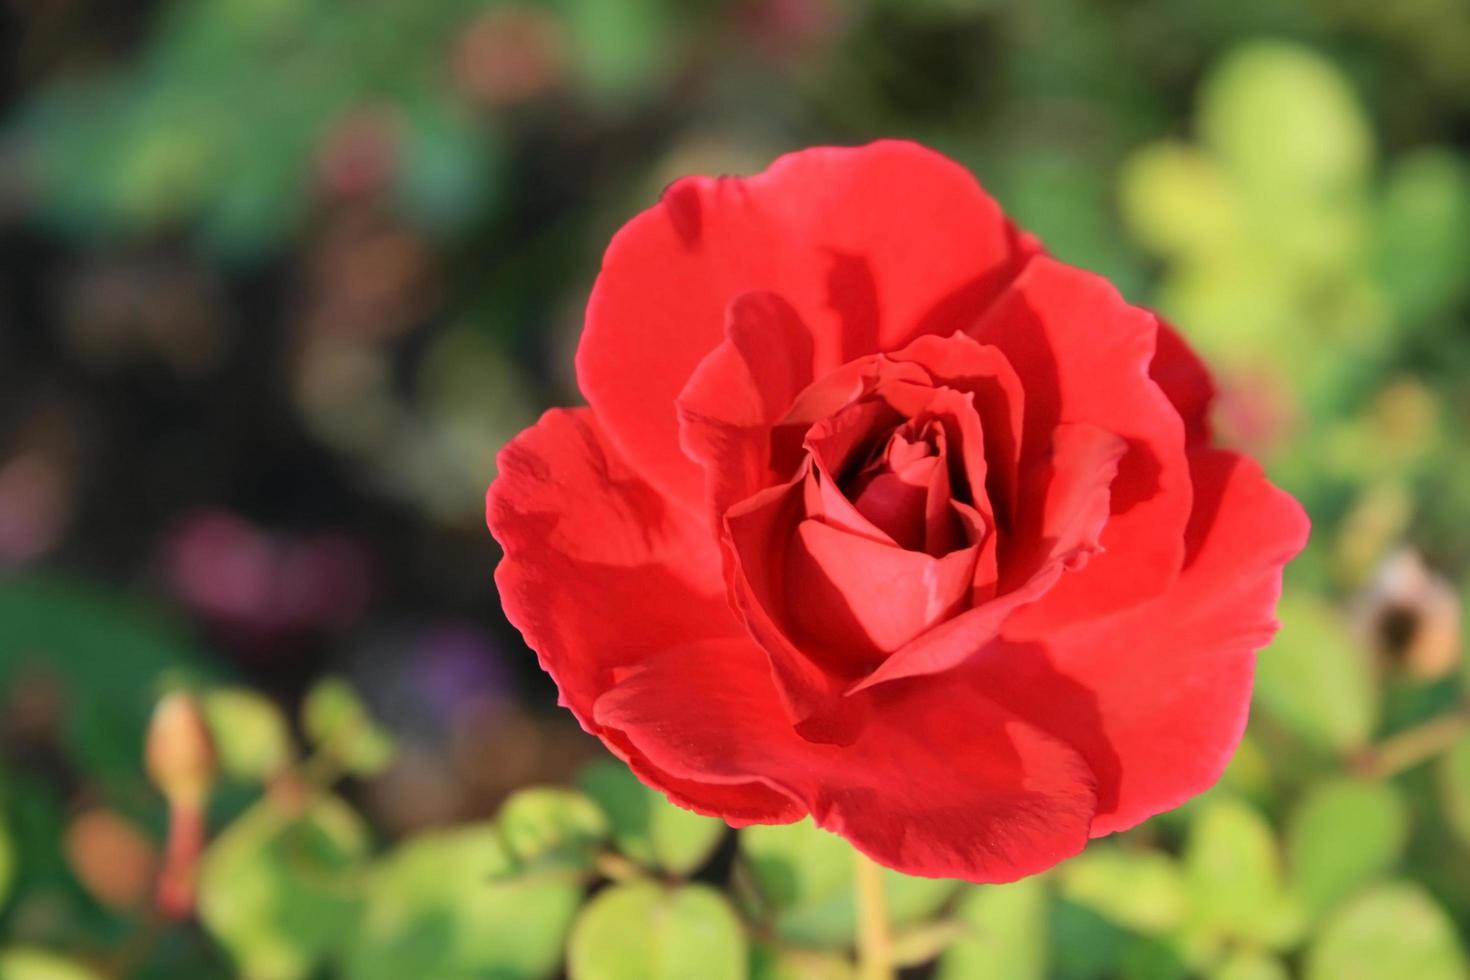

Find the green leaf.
xmin=1118 ymin=141 xmax=1238 ymax=256
xmin=203 ymin=687 xmax=295 ymax=781
xmin=564 ymin=0 xmax=673 ymax=101
xmin=1198 ymin=40 xmax=1372 ymax=192
xmin=1211 ymin=951 xmax=1290 ymax=980
xmin=1120 ymin=936 xmax=1191 ymax=980
xmin=936 ymin=878 xmax=1049 ymax=980
xmin=301 ymin=677 xmax=395 ymax=777
xmin=740 ymin=820 xmax=958 ymax=947
xmin=343 ymin=823 xmax=581 ymax=980
xmin=1253 ymin=594 xmax=1378 ymax=753
xmin=577 ymin=760 xmax=725 ymax=876
xmin=1287 ymin=779 xmax=1408 ymax=919
xmin=1305 ymin=884 xmax=1468 ymax=980
xmin=1184 ymin=798 xmax=1302 ymax=949
xmin=0 ymin=804 xmax=14 ymax=917
xmin=1059 ymin=846 xmax=1187 ymax=935
xmin=1374 ymin=149 xmax=1470 ymax=322
xmin=0 ymin=949 xmax=105 ymax=980
xmin=1436 ymin=733 xmax=1470 ymax=849
xmin=750 ymin=945 xmax=855 ymax=980
xmin=567 ymin=881 xmax=746 ymax=980
xmin=498 ymin=787 xmax=609 ymax=874
xmin=1051 ymin=899 xmax=1132 ymax=980
xmin=199 ymin=795 xmax=370 ymax=980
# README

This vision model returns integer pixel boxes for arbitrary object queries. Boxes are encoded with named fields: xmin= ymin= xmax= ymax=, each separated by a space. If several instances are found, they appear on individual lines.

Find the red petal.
xmin=845 ymin=421 xmax=1127 ymax=694
xmin=804 ymin=399 xmax=903 ymax=487
xmin=603 ymin=729 xmax=804 ymax=826
xmin=487 ymin=409 xmax=799 ymax=823
xmin=851 ymin=460 xmax=936 ymax=550
xmin=723 ymin=473 xmax=866 ymax=743
xmin=677 ymin=291 xmax=816 ymax=524
xmin=1150 ymin=316 xmax=1216 ymax=446
xmin=594 ymin=638 xmax=1098 ymax=883
xmin=873 ymin=382 xmax=994 ymax=532
xmin=972 ymin=257 xmax=1192 ymax=631
xmin=774 ymin=356 xmax=930 ymax=475
xmin=888 ymin=332 xmax=1027 ymax=517
xmin=805 ymin=463 xmax=898 ymax=546
xmin=579 ymin=141 xmax=1033 ymax=514
xmin=973 ymin=449 xmax=1310 ymax=836
xmin=786 ymin=518 xmax=979 ymax=665
xmin=1002 ymin=421 xmax=1130 ymax=589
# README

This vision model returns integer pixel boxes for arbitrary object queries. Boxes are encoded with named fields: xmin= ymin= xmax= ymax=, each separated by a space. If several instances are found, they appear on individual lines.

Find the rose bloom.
xmin=487 ymin=141 xmax=1308 ymax=882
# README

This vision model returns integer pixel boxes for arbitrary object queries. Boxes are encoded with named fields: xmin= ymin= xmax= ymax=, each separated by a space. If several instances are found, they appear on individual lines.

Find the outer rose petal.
xmin=677 ymin=290 xmax=816 ymax=524
xmin=580 ymin=140 xmax=1034 ymax=514
xmin=723 ymin=471 xmax=869 ymax=744
xmin=1002 ymin=422 xmax=1130 ymax=588
xmin=602 ymin=729 xmax=805 ymax=827
xmin=486 ymin=408 xmax=801 ymax=823
xmin=973 ymin=257 xmax=1191 ymax=632
xmin=1150 ymin=317 xmax=1216 ymax=446
xmin=971 ymin=449 xmax=1310 ymax=835
xmin=593 ymin=637 xmax=1098 ymax=883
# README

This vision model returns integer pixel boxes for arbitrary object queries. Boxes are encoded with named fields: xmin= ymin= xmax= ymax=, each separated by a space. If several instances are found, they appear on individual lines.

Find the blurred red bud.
xmin=146 ymin=692 xmax=215 ymax=807
xmin=739 ymin=0 xmax=846 ymax=59
xmin=453 ymin=7 xmax=566 ymax=107
xmin=1354 ymin=547 xmax=1462 ymax=681
xmin=65 ymin=808 xmax=159 ymax=911
xmin=317 ymin=108 xmax=400 ymax=199
xmin=147 ymin=692 xmax=215 ymax=919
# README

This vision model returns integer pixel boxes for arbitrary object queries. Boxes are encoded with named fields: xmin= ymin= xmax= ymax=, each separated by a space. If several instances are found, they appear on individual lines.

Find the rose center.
xmin=841 ymin=418 xmax=961 ymax=555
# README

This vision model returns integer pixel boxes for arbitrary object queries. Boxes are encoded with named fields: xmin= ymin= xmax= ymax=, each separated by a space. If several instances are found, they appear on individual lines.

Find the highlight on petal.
xmin=786 ymin=517 xmax=979 ymax=664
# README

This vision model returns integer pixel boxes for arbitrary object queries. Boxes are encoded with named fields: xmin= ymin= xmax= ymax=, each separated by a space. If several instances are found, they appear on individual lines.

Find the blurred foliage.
xmin=3 ymin=0 xmax=1470 ymax=976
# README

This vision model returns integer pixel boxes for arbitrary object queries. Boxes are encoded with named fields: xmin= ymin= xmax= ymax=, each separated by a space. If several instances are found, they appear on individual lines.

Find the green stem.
xmin=299 ymin=747 xmax=348 ymax=791
xmin=854 ymin=848 xmax=894 ymax=980
xmin=594 ymin=851 xmax=644 ymax=883
xmin=1355 ymin=710 xmax=1470 ymax=780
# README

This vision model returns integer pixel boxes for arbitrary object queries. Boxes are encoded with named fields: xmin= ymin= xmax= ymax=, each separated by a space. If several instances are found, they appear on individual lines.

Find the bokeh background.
xmin=2 ymin=0 xmax=1470 ymax=977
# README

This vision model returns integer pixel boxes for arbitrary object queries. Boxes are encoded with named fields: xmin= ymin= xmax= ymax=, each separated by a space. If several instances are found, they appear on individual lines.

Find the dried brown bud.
xmin=1354 ymin=547 xmax=1462 ymax=681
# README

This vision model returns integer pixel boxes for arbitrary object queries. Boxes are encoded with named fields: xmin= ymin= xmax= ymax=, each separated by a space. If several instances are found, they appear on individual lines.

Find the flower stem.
xmin=1354 ymin=710 xmax=1470 ymax=780
xmin=156 ymin=800 xmax=206 ymax=920
xmin=853 ymin=848 xmax=894 ymax=980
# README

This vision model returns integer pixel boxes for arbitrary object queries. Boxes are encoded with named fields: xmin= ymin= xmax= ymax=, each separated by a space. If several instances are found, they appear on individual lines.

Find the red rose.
xmin=487 ymin=141 xmax=1309 ymax=882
